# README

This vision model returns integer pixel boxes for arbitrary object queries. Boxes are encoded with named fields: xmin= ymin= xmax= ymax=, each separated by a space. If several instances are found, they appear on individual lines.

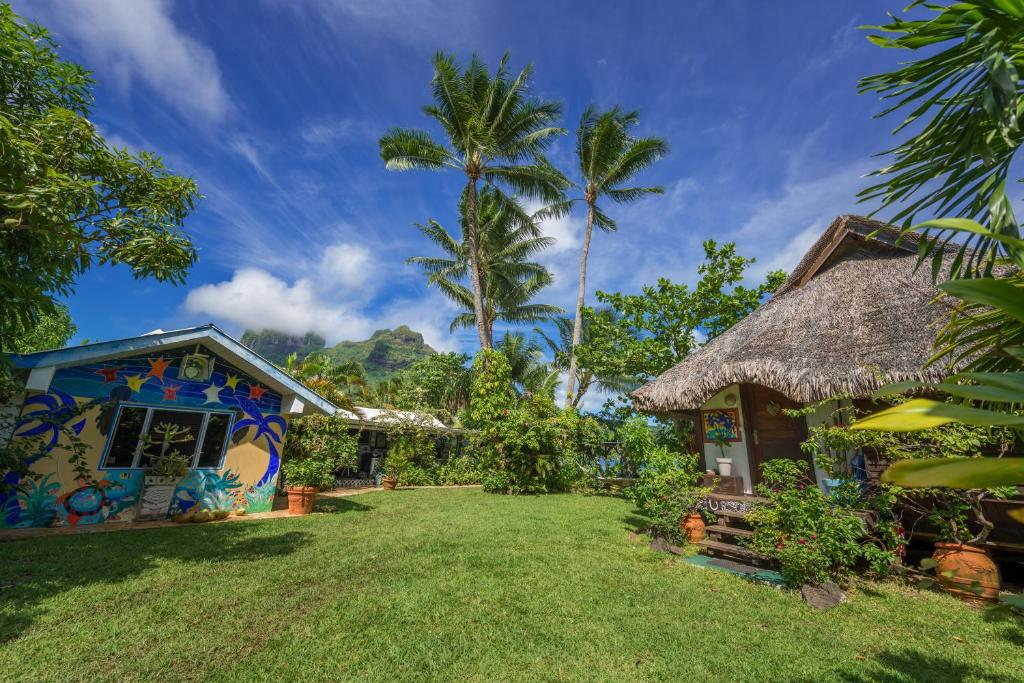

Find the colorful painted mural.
xmin=701 ymin=408 xmax=742 ymax=443
xmin=3 ymin=345 xmax=287 ymax=528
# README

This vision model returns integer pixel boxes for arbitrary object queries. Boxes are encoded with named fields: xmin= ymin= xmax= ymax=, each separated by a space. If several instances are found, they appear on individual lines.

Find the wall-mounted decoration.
xmin=765 ymin=400 xmax=782 ymax=416
xmin=701 ymin=408 xmax=742 ymax=443
xmin=179 ymin=352 xmax=213 ymax=382
xmin=724 ymin=392 xmax=738 ymax=407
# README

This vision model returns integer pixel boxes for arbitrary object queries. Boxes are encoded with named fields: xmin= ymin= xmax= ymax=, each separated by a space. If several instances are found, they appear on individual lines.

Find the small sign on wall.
xmin=701 ymin=408 xmax=742 ymax=443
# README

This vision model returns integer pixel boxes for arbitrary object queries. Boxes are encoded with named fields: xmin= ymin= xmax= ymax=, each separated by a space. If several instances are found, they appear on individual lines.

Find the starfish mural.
xmin=202 ymin=383 xmax=223 ymax=404
xmin=125 ymin=374 xmax=148 ymax=393
xmin=146 ymin=357 xmax=172 ymax=382
xmin=162 ymin=384 xmax=180 ymax=401
xmin=225 ymin=374 xmax=241 ymax=390
xmin=249 ymin=385 xmax=266 ymax=400
xmin=95 ymin=366 xmax=121 ymax=383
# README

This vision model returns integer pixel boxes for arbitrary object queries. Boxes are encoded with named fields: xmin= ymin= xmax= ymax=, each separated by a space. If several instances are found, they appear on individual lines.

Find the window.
xmin=102 ymin=405 xmax=234 ymax=470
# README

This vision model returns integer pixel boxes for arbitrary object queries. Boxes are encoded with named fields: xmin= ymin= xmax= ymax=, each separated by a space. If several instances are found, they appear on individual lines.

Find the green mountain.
xmin=323 ymin=326 xmax=436 ymax=384
xmin=239 ymin=329 xmax=325 ymax=365
xmin=240 ymin=325 xmax=435 ymax=384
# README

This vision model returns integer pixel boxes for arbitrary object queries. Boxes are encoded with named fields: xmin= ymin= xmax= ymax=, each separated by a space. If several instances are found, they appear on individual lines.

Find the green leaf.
xmin=919 ymin=557 xmax=938 ymax=570
xmin=940 ymin=278 xmax=1024 ymax=324
xmin=852 ymin=398 xmax=1024 ymax=431
xmin=881 ymin=457 xmax=1024 ymax=488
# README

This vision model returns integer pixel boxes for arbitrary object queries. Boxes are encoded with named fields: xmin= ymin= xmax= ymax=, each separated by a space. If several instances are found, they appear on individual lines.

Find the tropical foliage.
xmin=0 ymin=6 xmax=199 ymax=350
xmin=853 ymin=1 xmax=1024 ymax=487
xmin=577 ymin=240 xmax=785 ymax=384
xmin=564 ymin=106 xmax=668 ymax=405
xmin=626 ymin=447 xmax=708 ymax=543
xmin=380 ymin=52 xmax=568 ymax=349
xmin=408 ymin=187 xmax=562 ymax=341
xmin=282 ymin=415 xmax=358 ymax=490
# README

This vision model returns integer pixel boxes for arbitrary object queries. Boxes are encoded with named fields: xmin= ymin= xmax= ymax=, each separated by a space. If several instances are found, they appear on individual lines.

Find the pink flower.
xmin=798 ymin=538 xmax=807 ymax=545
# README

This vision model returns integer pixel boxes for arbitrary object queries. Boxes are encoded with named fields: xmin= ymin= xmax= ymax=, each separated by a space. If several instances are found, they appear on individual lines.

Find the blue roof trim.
xmin=6 ymin=324 xmax=337 ymax=415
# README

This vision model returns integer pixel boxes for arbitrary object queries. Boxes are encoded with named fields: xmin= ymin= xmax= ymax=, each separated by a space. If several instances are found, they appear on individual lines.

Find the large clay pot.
xmin=681 ymin=512 xmax=706 ymax=544
xmin=286 ymin=486 xmax=317 ymax=515
xmin=932 ymin=542 xmax=1000 ymax=604
xmin=381 ymin=477 xmax=398 ymax=490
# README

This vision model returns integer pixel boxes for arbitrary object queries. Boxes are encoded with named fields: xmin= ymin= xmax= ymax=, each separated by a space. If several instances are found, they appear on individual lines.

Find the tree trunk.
xmin=565 ymin=198 xmax=595 ymax=407
xmin=464 ymin=175 xmax=492 ymax=350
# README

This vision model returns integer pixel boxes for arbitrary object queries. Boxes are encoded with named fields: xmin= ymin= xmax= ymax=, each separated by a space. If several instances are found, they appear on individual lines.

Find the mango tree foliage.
xmin=2 ymin=303 xmax=76 ymax=354
xmin=577 ymin=240 xmax=785 ymax=384
xmin=0 ymin=6 xmax=200 ymax=348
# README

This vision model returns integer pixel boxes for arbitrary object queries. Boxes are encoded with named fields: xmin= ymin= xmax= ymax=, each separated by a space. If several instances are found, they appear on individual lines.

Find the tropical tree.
xmin=380 ymin=52 xmax=568 ymax=349
xmin=0 ymin=6 xmax=199 ymax=350
xmin=563 ymin=106 xmax=668 ymax=406
xmin=408 ymin=187 xmax=564 ymax=341
xmin=2 ymin=303 xmax=76 ymax=354
xmin=535 ymin=311 xmax=636 ymax=408
xmin=282 ymin=352 xmax=362 ymax=415
xmin=577 ymin=240 xmax=785 ymax=386
xmin=495 ymin=332 xmax=556 ymax=397
xmin=851 ymin=2 xmax=1024 ymax=488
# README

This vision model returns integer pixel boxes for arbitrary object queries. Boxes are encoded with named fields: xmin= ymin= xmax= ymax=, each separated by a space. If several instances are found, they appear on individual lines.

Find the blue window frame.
xmin=100 ymin=403 xmax=235 ymax=471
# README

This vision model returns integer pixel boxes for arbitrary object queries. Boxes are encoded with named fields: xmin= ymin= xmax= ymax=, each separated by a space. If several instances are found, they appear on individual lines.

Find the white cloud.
xmin=667 ymin=177 xmax=699 ymax=212
xmin=319 ymin=243 xmax=374 ymax=290
xmin=301 ymin=118 xmax=376 ymax=146
xmin=183 ymin=262 xmax=458 ymax=351
xmin=527 ymin=200 xmax=583 ymax=255
xmin=33 ymin=0 xmax=230 ymax=124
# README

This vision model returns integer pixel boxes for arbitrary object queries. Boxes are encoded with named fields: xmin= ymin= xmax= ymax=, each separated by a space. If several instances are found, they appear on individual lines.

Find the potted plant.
xmin=377 ymin=409 xmax=431 ymax=490
xmin=137 ymin=422 xmax=192 ymax=521
xmin=712 ymin=432 xmax=732 ymax=477
xmin=380 ymin=464 xmax=399 ymax=490
xmin=677 ymin=486 xmax=714 ymax=543
xmin=282 ymin=415 xmax=358 ymax=515
xmin=923 ymin=490 xmax=1005 ymax=604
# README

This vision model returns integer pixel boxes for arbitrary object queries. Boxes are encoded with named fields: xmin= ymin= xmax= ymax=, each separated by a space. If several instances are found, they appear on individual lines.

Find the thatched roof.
xmin=632 ymin=215 xmax=960 ymax=413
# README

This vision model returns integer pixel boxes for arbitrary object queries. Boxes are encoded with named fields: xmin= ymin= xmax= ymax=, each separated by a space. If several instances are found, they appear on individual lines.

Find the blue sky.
xmin=19 ymin=0 xmax=909 ymax=389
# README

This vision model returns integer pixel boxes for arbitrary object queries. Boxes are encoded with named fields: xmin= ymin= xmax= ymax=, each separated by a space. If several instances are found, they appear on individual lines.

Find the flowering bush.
xmin=745 ymin=459 xmax=891 ymax=587
xmin=626 ymin=447 xmax=708 ymax=543
xmin=281 ymin=414 xmax=358 ymax=489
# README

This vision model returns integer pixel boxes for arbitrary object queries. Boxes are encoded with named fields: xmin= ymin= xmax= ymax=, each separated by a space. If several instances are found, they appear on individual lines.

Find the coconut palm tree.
xmin=379 ymin=52 xmax=568 ymax=349
xmin=535 ymin=311 xmax=637 ymax=408
xmin=495 ymin=332 xmax=557 ymax=398
xmin=563 ymin=107 xmax=668 ymax=406
xmin=408 ymin=187 xmax=564 ymax=342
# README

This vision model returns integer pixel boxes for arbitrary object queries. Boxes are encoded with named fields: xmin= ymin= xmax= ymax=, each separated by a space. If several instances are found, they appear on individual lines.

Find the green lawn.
xmin=1 ymin=489 xmax=1020 ymax=682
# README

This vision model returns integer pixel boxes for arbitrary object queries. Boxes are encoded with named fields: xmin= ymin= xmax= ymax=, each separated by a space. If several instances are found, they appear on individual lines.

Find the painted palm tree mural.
xmin=232 ymin=395 xmax=288 ymax=486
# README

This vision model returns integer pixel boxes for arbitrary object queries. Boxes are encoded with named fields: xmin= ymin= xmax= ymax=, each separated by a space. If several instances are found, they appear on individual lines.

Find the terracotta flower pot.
xmin=286 ymin=486 xmax=317 ymax=515
xmin=932 ymin=542 xmax=1000 ymax=604
xmin=681 ymin=512 xmax=706 ymax=544
xmin=381 ymin=477 xmax=398 ymax=491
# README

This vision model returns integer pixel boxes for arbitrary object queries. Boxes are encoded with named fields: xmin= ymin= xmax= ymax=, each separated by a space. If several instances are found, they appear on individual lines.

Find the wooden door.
xmin=740 ymin=385 xmax=810 ymax=487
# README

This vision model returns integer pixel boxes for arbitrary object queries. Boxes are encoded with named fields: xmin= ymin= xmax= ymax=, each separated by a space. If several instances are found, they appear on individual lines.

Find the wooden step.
xmin=706 ymin=524 xmax=753 ymax=539
xmin=697 ymin=539 xmax=769 ymax=564
xmin=708 ymin=493 xmax=768 ymax=505
xmin=712 ymin=507 xmax=749 ymax=521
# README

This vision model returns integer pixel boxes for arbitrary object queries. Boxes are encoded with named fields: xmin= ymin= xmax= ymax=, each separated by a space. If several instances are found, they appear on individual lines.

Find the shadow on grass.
xmin=314 ymin=497 xmax=374 ymax=514
xmin=822 ymin=649 xmax=1019 ymax=683
xmin=983 ymin=604 xmax=1024 ymax=647
xmin=621 ymin=513 xmax=650 ymax=533
xmin=0 ymin=524 xmax=313 ymax=644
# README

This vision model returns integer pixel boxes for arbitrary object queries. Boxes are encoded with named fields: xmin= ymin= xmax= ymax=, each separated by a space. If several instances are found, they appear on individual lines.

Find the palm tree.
xmin=563 ymin=107 xmax=668 ymax=406
xmin=380 ymin=52 xmax=568 ymax=349
xmin=535 ymin=311 xmax=637 ymax=408
xmin=408 ymin=187 xmax=564 ymax=341
xmin=495 ymin=332 xmax=556 ymax=397
xmin=281 ymin=352 xmax=363 ymax=415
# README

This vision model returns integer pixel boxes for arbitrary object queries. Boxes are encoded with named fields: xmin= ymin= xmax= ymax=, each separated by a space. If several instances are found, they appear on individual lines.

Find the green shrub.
xmin=626 ymin=447 xmax=708 ymax=543
xmin=282 ymin=415 xmax=358 ymax=490
xmin=397 ymin=465 xmax=437 ymax=487
xmin=745 ymin=459 xmax=889 ymax=587
xmin=435 ymin=456 xmax=482 ymax=485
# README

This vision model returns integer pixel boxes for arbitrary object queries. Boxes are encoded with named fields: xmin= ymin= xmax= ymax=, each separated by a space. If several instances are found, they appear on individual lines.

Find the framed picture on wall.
xmin=701 ymin=408 xmax=742 ymax=443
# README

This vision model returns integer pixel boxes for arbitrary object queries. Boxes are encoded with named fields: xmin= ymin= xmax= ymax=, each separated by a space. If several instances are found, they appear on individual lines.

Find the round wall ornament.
xmin=766 ymin=400 xmax=781 ymax=416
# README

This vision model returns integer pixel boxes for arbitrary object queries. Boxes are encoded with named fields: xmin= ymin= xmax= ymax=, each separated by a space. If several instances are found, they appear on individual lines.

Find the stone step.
xmin=712 ymin=507 xmax=749 ymax=521
xmin=697 ymin=539 xmax=771 ymax=566
xmin=706 ymin=524 xmax=753 ymax=539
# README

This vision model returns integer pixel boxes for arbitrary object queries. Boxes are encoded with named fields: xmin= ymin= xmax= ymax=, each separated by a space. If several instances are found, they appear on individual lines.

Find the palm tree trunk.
xmin=565 ymin=199 xmax=595 ymax=407
xmin=464 ymin=175 xmax=492 ymax=350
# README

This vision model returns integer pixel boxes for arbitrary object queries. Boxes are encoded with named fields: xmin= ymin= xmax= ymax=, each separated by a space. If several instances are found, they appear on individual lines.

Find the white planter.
xmin=137 ymin=476 xmax=182 ymax=521
xmin=716 ymin=458 xmax=733 ymax=477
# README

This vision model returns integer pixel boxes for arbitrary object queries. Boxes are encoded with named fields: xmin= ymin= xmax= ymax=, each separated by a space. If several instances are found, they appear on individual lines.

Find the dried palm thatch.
xmin=632 ymin=215 xmax=960 ymax=413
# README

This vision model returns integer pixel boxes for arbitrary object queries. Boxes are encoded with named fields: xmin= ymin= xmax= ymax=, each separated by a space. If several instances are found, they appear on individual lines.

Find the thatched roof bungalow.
xmin=632 ymin=215 xmax=959 ymax=493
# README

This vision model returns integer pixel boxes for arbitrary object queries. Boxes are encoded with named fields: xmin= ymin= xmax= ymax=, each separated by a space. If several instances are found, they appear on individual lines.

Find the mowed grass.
xmin=1 ymin=489 xmax=1021 ymax=682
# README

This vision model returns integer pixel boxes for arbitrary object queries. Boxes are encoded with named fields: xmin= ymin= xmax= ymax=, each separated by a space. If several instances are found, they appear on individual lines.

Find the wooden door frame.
xmin=738 ymin=384 xmax=763 ymax=487
xmin=739 ymin=384 xmax=811 ymax=488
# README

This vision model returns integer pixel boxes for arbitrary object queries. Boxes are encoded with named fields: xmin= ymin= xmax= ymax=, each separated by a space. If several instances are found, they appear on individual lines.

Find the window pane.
xmin=105 ymin=407 xmax=148 ymax=468
xmin=140 ymin=410 xmax=203 ymax=468
xmin=197 ymin=412 xmax=231 ymax=468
